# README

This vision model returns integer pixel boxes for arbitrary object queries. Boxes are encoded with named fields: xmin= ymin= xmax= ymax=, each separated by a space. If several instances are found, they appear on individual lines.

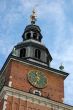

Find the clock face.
xmin=28 ymin=71 xmax=47 ymax=88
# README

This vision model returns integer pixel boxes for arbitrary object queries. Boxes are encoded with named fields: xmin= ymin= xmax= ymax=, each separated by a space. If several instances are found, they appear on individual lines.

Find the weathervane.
xmin=30 ymin=9 xmax=37 ymax=24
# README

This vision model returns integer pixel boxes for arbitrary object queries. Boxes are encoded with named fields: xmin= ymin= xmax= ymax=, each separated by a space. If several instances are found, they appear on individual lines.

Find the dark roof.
xmin=0 ymin=54 xmax=69 ymax=78
xmin=25 ymin=24 xmax=41 ymax=32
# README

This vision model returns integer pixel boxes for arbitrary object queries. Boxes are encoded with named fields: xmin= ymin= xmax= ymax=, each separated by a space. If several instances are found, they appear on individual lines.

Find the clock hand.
xmin=34 ymin=76 xmax=40 ymax=85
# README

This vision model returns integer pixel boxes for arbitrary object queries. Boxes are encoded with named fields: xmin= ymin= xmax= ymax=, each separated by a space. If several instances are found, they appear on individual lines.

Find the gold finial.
xmin=30 ymin=9 xmax=37 ymax=24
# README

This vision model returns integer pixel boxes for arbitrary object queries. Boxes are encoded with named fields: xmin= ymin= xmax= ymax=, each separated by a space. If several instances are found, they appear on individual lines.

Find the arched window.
xmin=35 ymin=49 xmax=41 ymax=59
xmin=26 ymin=32 xmax=31 ymax=40
xmin=20 ymin=48 xmax=26 ymax=58
xmin=33 ymin=32 xmax=37 ymax=40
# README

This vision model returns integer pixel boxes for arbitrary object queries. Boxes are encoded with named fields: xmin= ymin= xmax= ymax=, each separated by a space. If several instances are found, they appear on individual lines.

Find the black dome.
xmin=22 ymin=24 xmax=42 ymax=42
xmin=25 ymin=24 xmax=41 ymax=32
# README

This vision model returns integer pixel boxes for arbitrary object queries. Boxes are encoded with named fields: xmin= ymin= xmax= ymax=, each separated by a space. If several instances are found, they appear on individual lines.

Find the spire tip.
xmin=30 ymin=9 xmax=37 ymax=24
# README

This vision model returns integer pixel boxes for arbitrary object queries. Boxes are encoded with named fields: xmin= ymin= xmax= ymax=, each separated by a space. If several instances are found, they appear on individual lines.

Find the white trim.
xmin=4 ymin=94 xmax=8 ymax=100
xmin=17 ymin=39 xmax=44 ymax=46
xmin=2 ymin=94 xmax=8 ymax=110
xmin=28 ymin=58 xmax=47 ymax=66
xmin=2 ymin=101 xmax=7 ymax=110
xmin=8 ymin=81 xmax=12 ymax=87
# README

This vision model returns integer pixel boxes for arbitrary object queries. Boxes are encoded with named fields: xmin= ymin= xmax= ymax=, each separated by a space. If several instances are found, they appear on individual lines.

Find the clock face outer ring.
xmin=28 ymin=70 xmax=47 ymax=88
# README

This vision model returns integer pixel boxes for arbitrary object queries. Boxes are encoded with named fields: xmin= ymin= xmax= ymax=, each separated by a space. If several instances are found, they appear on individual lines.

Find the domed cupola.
xmin=12 ymin=10 xmax=52 ymax=67
xmin=22 ymin=10 xmax=42 ymax=42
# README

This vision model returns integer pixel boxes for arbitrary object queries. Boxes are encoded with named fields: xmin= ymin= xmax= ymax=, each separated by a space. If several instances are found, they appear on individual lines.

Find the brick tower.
xmin=0 ymin=10 xmax=73 ymax=110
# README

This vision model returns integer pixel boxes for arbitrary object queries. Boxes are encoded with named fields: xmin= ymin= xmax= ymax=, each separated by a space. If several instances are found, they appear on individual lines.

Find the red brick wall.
xmin=6 ymin=96 xmax=52 ymax=110
xmin=3 ymin=61 xmax=12 ymax=86
xmin=4 ymin=59 xmax=64 ymax=103
xmin=0 ymin=99 xmax=4 ymax=110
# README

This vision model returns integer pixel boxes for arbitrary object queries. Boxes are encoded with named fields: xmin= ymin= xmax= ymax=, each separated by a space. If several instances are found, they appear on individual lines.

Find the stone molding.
xmin=0 ymin=86 xmax=73 ymax=110
xmin=1 ymin=58 xmax=68 ymax=79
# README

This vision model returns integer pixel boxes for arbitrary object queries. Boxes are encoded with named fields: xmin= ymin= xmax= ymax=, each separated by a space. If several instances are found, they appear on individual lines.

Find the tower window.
xmin=33 ymin=32 xmax=37 ymax=40
xmin=33 ymin=90 xmax=41 ymax=96
xmin=35 ymin=49 xmax=41 ymax=59
xmin=26 ymin=32 xmax=31 ymax=40
xmin=20 ymin=48 xmax=26 ymax=58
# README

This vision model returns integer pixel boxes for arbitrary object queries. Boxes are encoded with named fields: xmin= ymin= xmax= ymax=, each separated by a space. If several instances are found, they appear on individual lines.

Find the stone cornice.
xmin=0 ymin=86 xmax=73 ymax=110
xmin=0 ymin=56 xmax=69 ymax=78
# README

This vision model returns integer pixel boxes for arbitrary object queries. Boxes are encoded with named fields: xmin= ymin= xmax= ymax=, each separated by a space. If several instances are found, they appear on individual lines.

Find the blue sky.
xmin=0 ymin=0 xmax=73 ymax=106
